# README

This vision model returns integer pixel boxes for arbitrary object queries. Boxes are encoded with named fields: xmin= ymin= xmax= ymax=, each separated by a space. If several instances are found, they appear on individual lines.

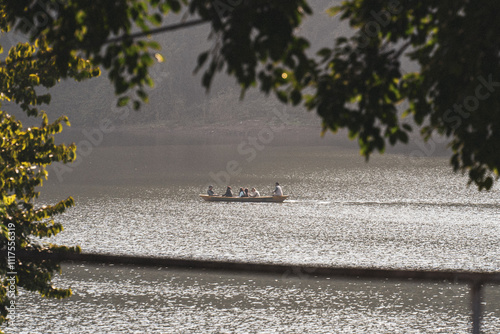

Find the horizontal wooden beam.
xmin=17 ymin=251 xmax=500 ymax=285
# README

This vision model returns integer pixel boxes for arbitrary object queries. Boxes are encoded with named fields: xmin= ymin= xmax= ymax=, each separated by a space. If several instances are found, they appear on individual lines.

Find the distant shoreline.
xmin=57 ymin=120 xmax=352 ymax=147
xmin=55 ymin=119 xmax=450 ymax=156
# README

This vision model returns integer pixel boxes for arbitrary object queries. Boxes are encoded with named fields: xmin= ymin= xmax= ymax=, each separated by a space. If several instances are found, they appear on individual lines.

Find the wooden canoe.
xmin=199 ymin=195 xmax=288 ymax=203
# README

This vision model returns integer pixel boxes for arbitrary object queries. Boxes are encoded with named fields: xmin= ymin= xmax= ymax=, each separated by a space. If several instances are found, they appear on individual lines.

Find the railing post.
xmin=471 ymin=281 xmax=483 ymax=334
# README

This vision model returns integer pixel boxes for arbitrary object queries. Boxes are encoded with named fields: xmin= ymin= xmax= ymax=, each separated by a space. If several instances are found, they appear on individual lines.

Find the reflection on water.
xmin=6 ymin=146 xmax=500 ymax=333
xmin=9 ymin=264 xmax=500 ymax=333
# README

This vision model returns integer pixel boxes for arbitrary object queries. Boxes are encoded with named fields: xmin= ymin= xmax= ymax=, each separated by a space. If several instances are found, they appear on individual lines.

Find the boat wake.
xmin=280 ymin=199 xmax=499 ymax=209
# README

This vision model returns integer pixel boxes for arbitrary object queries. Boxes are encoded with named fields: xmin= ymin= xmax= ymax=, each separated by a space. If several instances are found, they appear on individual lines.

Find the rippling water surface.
xmin=5 ymin=146 xmax=500 ymax=333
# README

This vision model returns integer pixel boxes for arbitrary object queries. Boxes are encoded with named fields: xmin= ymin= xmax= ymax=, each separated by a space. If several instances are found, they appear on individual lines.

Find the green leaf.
xmin=326 ymin=6 xmax=341 ymax=17
xmin=317 ymin=48 xmax=332 ymax=59
xmin=196 ymin=51 xmax=209 ymax=71
xmin=148 ymin=41 xmax=161 ymax=50
xmin=148 ymin=13 xmax=162 ymax=26
xmin=133 ymin=100 xmax=141 ymax=110
xmin=137 ymin=89 xmax=148 ymax=102
xmin=169 ymin=0 xmax=181 ymax=13
xmin=276 ymin=90 xmax=288 ymax=103
xmin=290 ymin=89 xmax=302 ymax=106
xmin=154 ymin=53 xmax=164 ymax=63
xmin=402 ymin=124 xmax=412 ymax=132
xmin=117 ymin=96 xmax=130 ymax=107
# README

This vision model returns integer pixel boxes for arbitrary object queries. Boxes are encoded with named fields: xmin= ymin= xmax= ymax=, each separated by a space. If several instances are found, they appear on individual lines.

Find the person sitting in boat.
xmin=249 ymin=187 xmax=260 ymax=197
xmin=239 ymin=187 xmax=248 ymax=197
xmin=244 ymin=188 xmax=249 ymax=197
xmin=207 ymin=185 xmax=216 ymax=196
xmin=273 ymin=182 xmax=283 ymax=196
xmin=222 ymin=186 xmax=233 ymax=197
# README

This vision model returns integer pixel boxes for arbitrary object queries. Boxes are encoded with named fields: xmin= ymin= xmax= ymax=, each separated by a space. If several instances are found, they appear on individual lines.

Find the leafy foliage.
xmin=0 ymin=31 xmax=99 ymax=328
xmin=0 ymin=112 xmax=80 ymax=324
xmin=317 ymin=0 xmax=500 ymax=190
xmin=193 ymin=0 xmax=500 ymax=189
xmin=2 ymin=0 xmax=184 ymax=110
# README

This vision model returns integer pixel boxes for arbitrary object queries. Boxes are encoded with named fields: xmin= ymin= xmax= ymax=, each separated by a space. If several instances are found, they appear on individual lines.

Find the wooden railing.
xmin=19 ymin=251 xmax=500 ymax=334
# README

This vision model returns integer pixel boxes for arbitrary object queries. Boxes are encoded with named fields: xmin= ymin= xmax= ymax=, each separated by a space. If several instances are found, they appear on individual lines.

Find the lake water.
xmin=4 ymin=145 xmax=500 ymax=333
